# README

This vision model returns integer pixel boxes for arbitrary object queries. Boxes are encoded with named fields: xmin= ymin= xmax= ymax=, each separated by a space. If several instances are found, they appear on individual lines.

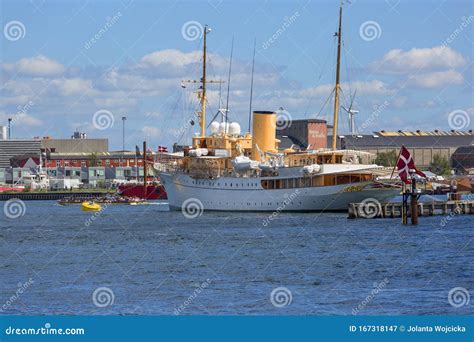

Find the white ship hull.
xmin=160 ymin=171 xmax=399 ymax=212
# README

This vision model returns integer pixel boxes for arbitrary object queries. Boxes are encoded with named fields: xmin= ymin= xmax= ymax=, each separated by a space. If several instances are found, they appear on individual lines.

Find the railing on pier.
xmin=348 ymin=199 xmax=474 ymax=219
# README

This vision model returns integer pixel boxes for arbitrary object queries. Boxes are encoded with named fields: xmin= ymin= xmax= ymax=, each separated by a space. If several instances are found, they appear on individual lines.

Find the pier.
xmin=348 ymin=199 xmax=474 ymax=219
xmin=0 ymin=191 xmax=115 ymax=201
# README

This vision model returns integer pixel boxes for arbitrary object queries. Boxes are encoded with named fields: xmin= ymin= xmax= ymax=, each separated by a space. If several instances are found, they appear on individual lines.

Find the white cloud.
xmin=93 ymin=96 xmax=137 ymax=108
xmin=0 ymin=110 xmax=42 ymax=127
xmin=51 ymin=78 xmax=95 ymax=96
xmin=3 ymin=55 xmax=66 ymax=77
xmin=0 ymin=46 xmax=470 ymax=144
xmin=408 ymin=69 xmax=464 ymax=88
xmin=141 ymin=126 xmax=162 ymax=138
xmin=138 ymin=49 xmax=201 ymax=68
xmin=298 ymin=80 xmax=393 ymax=97
xmin=15 ymin=113 xmax=43 ymax=126
xmin=97 ymin=69 xmax=179 ymax=95
xmin=372 ymin=46 xmax=466 ymax=73
xmin=144 ymin=111 xmax=161 ymax=118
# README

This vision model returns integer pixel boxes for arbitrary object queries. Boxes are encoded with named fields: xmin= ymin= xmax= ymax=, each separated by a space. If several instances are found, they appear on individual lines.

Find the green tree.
xmin=429 ymin=154 xmax=451 ymax=176
xmin=89 ymin=153 xmax=98 ymax=167
xmin=375 ymin=150 xmax=398 ymax=167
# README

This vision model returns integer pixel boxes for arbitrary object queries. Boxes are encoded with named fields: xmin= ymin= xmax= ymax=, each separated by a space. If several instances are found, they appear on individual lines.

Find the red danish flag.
xmin=396 ymin=146 xmax=426 ymax=184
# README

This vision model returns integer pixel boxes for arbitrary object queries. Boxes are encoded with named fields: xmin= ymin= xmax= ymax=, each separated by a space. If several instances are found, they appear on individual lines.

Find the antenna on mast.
xmin=331 ymin=3 xmax=343 ymax=161
xmin=218 ymin=81 xmax=224 ymax=122
xmin=224 ymin=37 xmax=234 ymax=133
xmin=248 ymin=38 xmax=256 ymax=133
xmin=182 ymin=25 xmax=223 ymax=136
xmin=200 ymin=24 xmax=209 ymax=137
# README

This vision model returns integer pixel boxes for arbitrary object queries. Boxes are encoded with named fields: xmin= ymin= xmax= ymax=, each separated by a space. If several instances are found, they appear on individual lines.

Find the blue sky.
xmin=1 ymin=0 xmax=472 ymax=150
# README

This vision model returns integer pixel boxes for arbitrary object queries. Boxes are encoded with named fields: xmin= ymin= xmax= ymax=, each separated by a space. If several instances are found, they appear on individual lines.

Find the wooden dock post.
xmin=143 ymin=141 xmax=147 ymax=199
xmin=410 ymin=178 xmax=419 ymax=225
xmin=401 ymin=184 xmax=408 ymax=225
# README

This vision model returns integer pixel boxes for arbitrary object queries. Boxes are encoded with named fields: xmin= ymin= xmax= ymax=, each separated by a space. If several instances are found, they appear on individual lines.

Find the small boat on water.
xmin=58 ymin=195 xmax=145 ymax=205
xmin=81 ymin=201 xmax=101 ymax=211
xmin=118 ymin=183 xmax=167 ymax=200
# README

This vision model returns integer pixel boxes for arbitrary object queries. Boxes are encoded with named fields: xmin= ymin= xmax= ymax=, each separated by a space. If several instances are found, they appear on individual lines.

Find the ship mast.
xmin=331 ymin=4 xmax=343 ymax=161
xmin=200 ymin=25 xmax=208 ymax=137
xmin=184 ymin=25 xmax=223 ymax=140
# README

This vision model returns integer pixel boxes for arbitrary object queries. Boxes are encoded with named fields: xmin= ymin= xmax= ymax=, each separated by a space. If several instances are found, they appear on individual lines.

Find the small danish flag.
xmin=396 ymin=146 xmax=426 ymax=184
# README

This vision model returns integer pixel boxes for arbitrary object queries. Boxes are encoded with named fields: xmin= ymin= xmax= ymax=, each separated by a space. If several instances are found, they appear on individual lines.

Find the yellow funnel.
xmin=252 ymin=111 xmax=276 ymax=161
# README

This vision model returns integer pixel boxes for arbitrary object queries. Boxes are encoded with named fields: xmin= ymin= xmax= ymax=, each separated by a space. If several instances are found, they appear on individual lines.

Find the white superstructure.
xmin=160 ymin=163 xmax=399 ymax=212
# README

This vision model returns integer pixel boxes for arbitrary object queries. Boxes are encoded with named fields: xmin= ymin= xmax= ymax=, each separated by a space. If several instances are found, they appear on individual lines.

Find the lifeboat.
xmin=81 ymin=201 xmax=101 ymax=211
xmin=232 ymin=156 xmax=259 ymax=171
xmin=303 ymin=164 xmax=321 ymax=174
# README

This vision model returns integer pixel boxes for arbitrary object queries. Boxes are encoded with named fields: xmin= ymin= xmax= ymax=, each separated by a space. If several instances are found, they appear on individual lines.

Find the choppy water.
xmin=0 ymin=199 xmax=472 ymax=315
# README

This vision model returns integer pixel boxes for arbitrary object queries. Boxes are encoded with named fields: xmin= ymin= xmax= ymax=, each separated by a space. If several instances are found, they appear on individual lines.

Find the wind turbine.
xmin=342 ymin=89 xmax=359 ymax=135
xmin=207 ymin=80 xmax=229 ymax=127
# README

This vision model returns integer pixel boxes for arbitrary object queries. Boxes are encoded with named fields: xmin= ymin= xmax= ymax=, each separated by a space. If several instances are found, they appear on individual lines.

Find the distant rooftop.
xmin=375 ymin=130 xmax=473 ymax=137
xmin=332 ymin=132 xmax=473 ymax=149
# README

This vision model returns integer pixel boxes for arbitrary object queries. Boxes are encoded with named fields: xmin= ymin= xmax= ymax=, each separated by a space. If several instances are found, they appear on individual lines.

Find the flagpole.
xmin=390 ymin=145 xmax=404 ymax=179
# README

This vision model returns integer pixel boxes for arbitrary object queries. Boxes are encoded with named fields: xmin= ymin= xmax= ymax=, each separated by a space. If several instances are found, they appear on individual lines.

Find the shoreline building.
xmin=333 ymin=130 xmax=473 ymax=169
xmin=277 ymin=119 xmax=328 ymax=150
xmin=275 ymin=118 xmax=473 ymax=171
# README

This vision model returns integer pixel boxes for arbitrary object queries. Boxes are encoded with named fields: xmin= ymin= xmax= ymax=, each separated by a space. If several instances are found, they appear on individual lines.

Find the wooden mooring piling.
xmin=348 ymin=200 xmax=474 ymax=219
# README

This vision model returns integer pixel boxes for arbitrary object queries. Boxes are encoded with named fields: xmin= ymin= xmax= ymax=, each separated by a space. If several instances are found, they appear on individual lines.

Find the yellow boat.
xmin=81 ymin=201 xmax=102 ymax=211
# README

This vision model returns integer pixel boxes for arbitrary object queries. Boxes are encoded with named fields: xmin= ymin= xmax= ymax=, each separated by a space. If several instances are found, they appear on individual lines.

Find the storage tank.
xmin=252 ymin=111 xmax=276 ymax=161
xmin=210 ymin=121 xmax=220 ymax=135
xmin=218 ymin=122 xmax=230 ymax=134
xmin=228 ymin=122 xmax=241 ymax=135
xmin=0 ymin=126 xmax=7 ymax=140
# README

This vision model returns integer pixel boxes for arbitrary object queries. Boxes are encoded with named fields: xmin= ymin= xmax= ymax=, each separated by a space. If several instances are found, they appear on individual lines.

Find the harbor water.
xmin=0 ymin=200 xmax=472 ymax=315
